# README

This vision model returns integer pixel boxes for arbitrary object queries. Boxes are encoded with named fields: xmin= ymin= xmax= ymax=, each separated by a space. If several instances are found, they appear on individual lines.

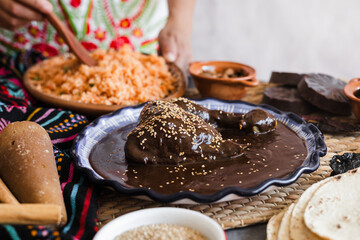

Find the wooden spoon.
xmin=22 ymin=0 xmax=97 ymax=67
xmin=46 ymin=12 xmax=97 ymax=66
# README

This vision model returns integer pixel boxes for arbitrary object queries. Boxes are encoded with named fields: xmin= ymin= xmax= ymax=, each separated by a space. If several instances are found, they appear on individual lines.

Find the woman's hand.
xmin=158 ymin=0 xmax=196 ymax=71
xmin=0 ymin=0 xmax=53 ymax=30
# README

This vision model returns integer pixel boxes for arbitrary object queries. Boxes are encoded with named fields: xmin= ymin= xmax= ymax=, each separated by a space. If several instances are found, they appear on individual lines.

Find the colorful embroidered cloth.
xmin=0 ymin=0 xmax=167 ymax=56
xmin=0 ymin=51 xmax=98 ymax=240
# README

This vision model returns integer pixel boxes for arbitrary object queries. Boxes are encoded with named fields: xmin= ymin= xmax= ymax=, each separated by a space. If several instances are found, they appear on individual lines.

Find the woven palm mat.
xmin=96 ymin=83 xmax=360 ymax=229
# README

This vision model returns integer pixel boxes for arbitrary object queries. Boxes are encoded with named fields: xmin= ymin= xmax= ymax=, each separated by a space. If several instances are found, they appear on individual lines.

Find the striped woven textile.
xmin=0 ymin=51 xmax=99 ymax=240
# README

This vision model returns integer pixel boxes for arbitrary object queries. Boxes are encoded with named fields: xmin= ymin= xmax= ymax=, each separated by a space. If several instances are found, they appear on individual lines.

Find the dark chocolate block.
xmin=297 ymin=73 xmax=351 ymax=116
xmin=261 ymin=86 xmax=316 ymax=115
xmin=269 ymin=72 xmax=305 ymax=87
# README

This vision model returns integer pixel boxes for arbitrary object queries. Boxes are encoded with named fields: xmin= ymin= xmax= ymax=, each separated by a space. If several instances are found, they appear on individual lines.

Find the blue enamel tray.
xmin=71 ymin=99 xmax=326 ymax=203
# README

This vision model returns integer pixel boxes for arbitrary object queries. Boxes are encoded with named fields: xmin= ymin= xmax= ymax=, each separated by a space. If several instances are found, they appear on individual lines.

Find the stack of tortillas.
xmin=267 ymin=168 xmax=360 ymax=240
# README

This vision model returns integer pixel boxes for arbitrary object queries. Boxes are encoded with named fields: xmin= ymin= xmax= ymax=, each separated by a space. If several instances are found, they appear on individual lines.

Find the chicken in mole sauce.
xmin=125 ymin=98 xmax=277 ymax=165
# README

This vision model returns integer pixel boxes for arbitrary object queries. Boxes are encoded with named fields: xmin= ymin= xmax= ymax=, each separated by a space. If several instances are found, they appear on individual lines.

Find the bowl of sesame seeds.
xmin=72 ymin=98 xmax=326 ymax=203
xmin=94 ymin=207 xmax=226 ymax=240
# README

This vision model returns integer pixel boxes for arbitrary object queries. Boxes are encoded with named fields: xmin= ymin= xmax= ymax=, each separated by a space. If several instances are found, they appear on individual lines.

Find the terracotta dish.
xmin=23 ymin=62 xmax=186 ymax=117
xmin=189 ymin=61 xmax=259 ymax=100
xmin=344 ymin=78 xmax=360 ymax=121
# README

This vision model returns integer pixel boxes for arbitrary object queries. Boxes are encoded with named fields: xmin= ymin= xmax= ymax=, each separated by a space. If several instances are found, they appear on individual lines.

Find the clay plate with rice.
xmin=23 ymin=45 xmax=186 ymax=116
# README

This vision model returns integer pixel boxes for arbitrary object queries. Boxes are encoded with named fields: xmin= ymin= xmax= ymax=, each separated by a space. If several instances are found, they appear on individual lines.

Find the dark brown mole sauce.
xmin=89 ymin=122 xmax=307 ymax=195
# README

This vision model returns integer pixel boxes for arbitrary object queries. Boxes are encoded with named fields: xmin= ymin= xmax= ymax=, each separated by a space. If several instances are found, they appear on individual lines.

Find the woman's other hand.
xmin=0 ymin=0 xmax=53 ymax=30
xmin=158 ymin=0 xmax=196 ymax=71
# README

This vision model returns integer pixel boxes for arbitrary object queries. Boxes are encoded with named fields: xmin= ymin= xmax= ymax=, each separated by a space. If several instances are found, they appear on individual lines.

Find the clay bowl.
xmin=344 ymin=78 xmax=360 ymax=121
xmin=188 ymin=61 xmax=259 ymax=100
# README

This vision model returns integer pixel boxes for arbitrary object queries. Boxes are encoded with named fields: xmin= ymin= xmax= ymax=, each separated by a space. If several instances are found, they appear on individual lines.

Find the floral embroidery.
xmin=70 ymin=0 xmax=82 ymax=8
xmin=110 ymin=36 xmax=132 ymax=50
xmin=132 ymin=28 xmax=143 ymax=38
xmin=14 ymin=33 xmax=28 ymax=45
xmin=119 ymin=18 xmax=131 ymax=29
xmin=55 ymin=34 xmax=65 ymax=45
xmin=32 ymin=43 xmax=59 ymax=57
xmin=81 ymin=41 xmax=98 ymax=51
xmin=28 ymin=26 xmax=40 ymax=38
xmin=94 ymin=28 xmax=106 ymax=41
xmin=0 ymin=0 xmax=167 ymax=55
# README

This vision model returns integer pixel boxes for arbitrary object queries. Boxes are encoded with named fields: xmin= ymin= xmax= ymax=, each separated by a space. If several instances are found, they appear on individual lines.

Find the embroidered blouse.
xmin=0 ymin=0 xmax=168 ymax=56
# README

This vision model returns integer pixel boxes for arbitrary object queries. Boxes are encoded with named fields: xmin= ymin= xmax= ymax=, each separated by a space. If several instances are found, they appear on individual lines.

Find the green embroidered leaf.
xmin=109 ymin=0 xmax=121 ymax=20
xmin=96 ymin=0 xmax=116 ymax=38
xmin=140 ymin=41 xmax=158 ymax=55
xmin=59 ymin=1 xmax=79 ymax=38
xmin=124 ymin=0 xmax=142 ymax=16
xmin=135 ymin=0 xmax=154 ymax=25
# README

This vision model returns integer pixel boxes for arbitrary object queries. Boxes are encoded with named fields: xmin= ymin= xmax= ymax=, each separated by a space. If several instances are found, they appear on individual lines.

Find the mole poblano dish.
xmin=88 ymin=98 xmax=310 ymax=195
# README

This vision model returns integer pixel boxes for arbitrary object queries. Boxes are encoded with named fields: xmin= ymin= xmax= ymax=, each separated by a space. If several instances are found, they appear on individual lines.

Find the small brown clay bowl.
xmin=188 ymin=61 xmax=259 ymax=100
xmin=344 ymin=78 xmax=360 ymax=121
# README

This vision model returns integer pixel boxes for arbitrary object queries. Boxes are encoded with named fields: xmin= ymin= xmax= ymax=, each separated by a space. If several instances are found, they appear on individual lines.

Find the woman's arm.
xmin=0 ymin=0 xmax=53 ymax=30
xmin=158 ymin=0 xmax=196 ymax=70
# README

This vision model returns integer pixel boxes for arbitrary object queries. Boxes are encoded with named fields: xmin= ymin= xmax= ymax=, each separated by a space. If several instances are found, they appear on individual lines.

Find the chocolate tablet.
xmin=262 ymin=86 xmax=315 ymax=115
xmin=269 ymin=72 xmax=305 ymax=87
xmin=297 ymin=74 xmax=351 ymax=115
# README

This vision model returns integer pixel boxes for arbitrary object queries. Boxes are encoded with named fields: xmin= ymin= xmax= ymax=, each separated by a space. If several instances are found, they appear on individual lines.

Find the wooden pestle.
xmin=0 ymin=121 xmax=67 ymax=226
xmin=0 ymin=204 xmax=62 ymax=225
xmin=0 ymin=178 xmax=19 ymax=204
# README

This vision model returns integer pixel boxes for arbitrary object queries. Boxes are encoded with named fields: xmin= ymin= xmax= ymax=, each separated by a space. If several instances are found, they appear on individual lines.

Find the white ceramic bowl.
xmin=93 ymin=207 xmax=227 ymax=240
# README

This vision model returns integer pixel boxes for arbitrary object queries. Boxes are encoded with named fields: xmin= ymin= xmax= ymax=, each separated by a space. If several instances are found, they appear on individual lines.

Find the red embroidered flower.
xmin=119 ymin=18 xmax=131 ymax=29
xmin=121 ymin=0 xmax=129 ymax=2
xmin=132 ymin=28 xmax=143 ymax=38
xmin=32 ymin=43 xmax=59 ymax=57
xmin=110 ymin=36 xmax=132 ymax=50
xmin=70 ymin=0 xmax=81 ymax=8
xmin=28 ymin=25 xmax=40 ymax=37
xmin=55 ymin=34 xmax=65 ymax=45
xmin=13 ymin=33 xmax=28 ymax=45
xmin=94 ymin=28 xmax=106 ymax=41
xmin=81 ymin=41 xmax=98 ymax=51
